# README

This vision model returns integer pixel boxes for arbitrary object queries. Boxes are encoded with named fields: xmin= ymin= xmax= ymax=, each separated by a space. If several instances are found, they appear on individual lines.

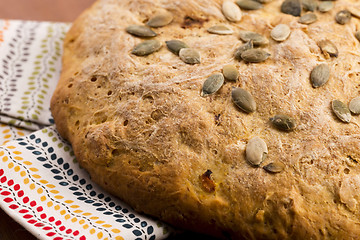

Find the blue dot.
xmin=114 ymin=214 xmax=123 ymax=218
xmin=19 ymin=142 xmax=27 ymax=146
xmin=85 ymin=184 xmax=92 ymax=190
xmin=115 ymin=206 xmax=122 ymax=211
xmin=67 ymin=169 xmax=73 ymax=176
xmin=29 ymin=134 xmax=35 ymax=139
xmin=54 ymin=175 xmax=63 ymax=180
xmin=122 ymin=224 xmax=133 ymax=229
xmin=132 ymin=230 xmax=142 ymax=236
xmin=26 ymin=146 xmax=35 ymax=150
xmin=79 ymin=179 xmax=86 ymax=185
xmin=49 ymin=118 xmax=54 ymax=124
xmin=122 ymin=209 xmax=129 ymax=213
xmin=32 ymin=151 xmax=42 ymax=155
xmin=37 ymin=157 xmax=46 ymax=162
xmin=147 ymin=226 xmax=154 ymax=235
xmin=129 ymin=214 xmax=135 ymax=218
xmin=149 ymin=235 xmax=155 ymax=240
xmin=51 ymin=169 xmax=61 ymax=174
xmin=50 ymin=154 xmax=57 ymax=160
xmin=42 ymin=142 xmax=48 ymax=147
xmin=35 ymin=138 xmax=41 ymax=143
xmin=109 ymin=202 xmax=115 ymax=207
xmin=59 ymin=182 xmax=68 ymax=186
xmin=104 ymin=197 xmax=111 ymax=202
xmin=98 ymin=193 xmax=104 ymax=199
xmin=63 ymin=163 xmax=70 ymax=170
xmin=134 ymin=218 xmax=140 ymax=223
xmin=57 ymin=158 xmax=64 ymax=165
xmin=85 ymin=200 xmax=94 ymax=204
xmin=77 ymin=197 xmax=87 ymax=201
xmin=116 ymin=219 xmax=125 ymax=223
xmin=43 ymin=163 xmax=52 ymax=168
xmin=72 ymin=175 xmax=79 ymax=181
xmin=48 ymin=147 xmax=54 ymax=153
xmin=141 ymin=221 xmax=147 ymax=227
xmin=90 ymin=191 xmax=96 ymax=196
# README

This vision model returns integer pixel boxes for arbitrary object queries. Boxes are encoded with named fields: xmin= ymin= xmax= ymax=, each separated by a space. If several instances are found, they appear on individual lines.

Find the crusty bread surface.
xmin=51 ymin=0 xmax=360 ymax=239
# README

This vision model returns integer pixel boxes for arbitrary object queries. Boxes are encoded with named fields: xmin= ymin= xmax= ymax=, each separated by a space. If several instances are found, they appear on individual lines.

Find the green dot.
xmin=52 ymin=137 xmax=57 ymax=142
xmin=42 ymin=128 xmax=48 ymax=133
xmin=64 ymin=146 xmax=70 ymax=152
xmin=57 ymin=143 xmax=63 ymax=148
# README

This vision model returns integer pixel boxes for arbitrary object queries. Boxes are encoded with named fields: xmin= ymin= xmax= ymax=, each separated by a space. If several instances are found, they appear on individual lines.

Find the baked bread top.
xmin=51 ymin=0 xmax=360 ymax=239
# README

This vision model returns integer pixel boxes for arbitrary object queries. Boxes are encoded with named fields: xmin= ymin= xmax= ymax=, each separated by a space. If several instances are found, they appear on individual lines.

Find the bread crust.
xmin=51 ymin=0 xmax=360 ymax=238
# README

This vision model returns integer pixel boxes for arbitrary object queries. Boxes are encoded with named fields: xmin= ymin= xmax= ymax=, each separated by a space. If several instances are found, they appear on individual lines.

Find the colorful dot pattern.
xmin=0 ymin=126 xmax=170 ymax=240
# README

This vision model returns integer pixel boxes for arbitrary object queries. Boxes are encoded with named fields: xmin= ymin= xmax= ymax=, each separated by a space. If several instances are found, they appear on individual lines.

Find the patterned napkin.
xmin=0 ymin=20 xmax=171 ymax=240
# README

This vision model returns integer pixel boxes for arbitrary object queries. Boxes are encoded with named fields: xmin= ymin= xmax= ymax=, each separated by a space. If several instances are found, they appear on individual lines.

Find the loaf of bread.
xmin=51 ymin=0 xmax=360 ymax=238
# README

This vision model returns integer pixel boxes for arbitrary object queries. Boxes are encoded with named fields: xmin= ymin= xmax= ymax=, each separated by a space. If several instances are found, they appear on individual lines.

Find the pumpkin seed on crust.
xmin=126 ymin=25 xmax=157 ymax=38
xmin=332 ymin=100 xmax=351 ymax=123
xmin=131 ymin=39 xmax=162 ymax=56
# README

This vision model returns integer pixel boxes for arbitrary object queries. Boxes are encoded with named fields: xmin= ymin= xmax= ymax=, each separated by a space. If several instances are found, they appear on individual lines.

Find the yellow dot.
xmin=29 ymin=183 xmax=35 ymax=190
xmin=14 ymin=166 xmax=20 ymax=172
xmin=14 ymin=156 xmax=23 ymax=161
xmin=89 ymin=228 xmax=95 ymax=234
xmin=2 ymin=129 xmax=10 ymax=134
xmin=7 ymin=162 xmax=14 ymax=169
xmin=20 ymin=171 xmax=26 ymax=177
xmin=71 ymin=217 xmax=77 ymax=222
xmin=47 ymin=201 xmax=53 ymax=207
xmin=54 ymin=205 xmax=60 ymax=210
xmin=17 ymin=131 xmax=25 ymax=136
xmin=115 ymin=236 xmax=124 ymax=240
xmin=64 ymin=214 xmax=71 ymax=220
xmin=74 ymin=210 xmax=83 ymax=214
xmin=90 ymin=216 xmax=99 ymax=220
xmin=70 ymin=205 xmax=79 ymax=208
xmin=97 ymin=232 xmax=103 ymax=239
xmin=3 ymin=140 xmax=10 ymax=144
xmin=104 ymin=238 xmax=109 ymax=240
xmin=7 ymin=146 xmax=15 ymax=149
xmin=54 ymin=195 xmax=64 ymax=200
xmin=32 ymin=174 xmax=41 ymax=179
xmin=0 ymin=151 xmax=4 ymax=156
xmin=60 ymin=210 xmax=66 ymax=215
xmin=12 ymin=151 xmax=21 ymax=155
xmin=23 ymin=161 xmax=32 ymax=166
xmin=29 ymin=167 xmax=38 ymax=172
xmin=47 ymin=184 xmax=55 ymax=188
xmin=40 ymin=196 xmax=46 ymax=201
xmin=4 ymin=134 xmax=11 ymax=139
xmin=40 ymin=180 xmax=48 ymax=184
xmin=95 ymin=221 xmax=105 ymax=224
xmin=79 ymin=219 xmax=85 ymax=224
xmin=64 ymin=200 xmax=74 ymax=204
xmin=83 ymin=212 xmax=91 ymax=216
xmin=2 ymin=156 xmax=8 ymax=162
xmin=111 ymin=229 xmax=120 ymax=233
xmin=37 ymin=188 xmax=43 ymax=194
xmin=50 ymin=190 xmax=59 ymax=194
xmin=102 ymin=224 xmax=112 ymax=228
xmin=83 ymin=224 xmax=89 ymax=229
xmin=23 ymin=178 xmax=29 ymax=184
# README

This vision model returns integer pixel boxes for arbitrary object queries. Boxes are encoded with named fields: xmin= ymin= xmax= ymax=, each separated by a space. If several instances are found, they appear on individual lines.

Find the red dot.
xmin=79 ymin=236 xmax=86 ymax=240
xmin=65 ymin=229 xmax=72 ymax=234
xmin=43 ymin=226 xmax=52 ymax=231
xmin=9 ymin=204 xmax=18 ymax=209
xmin=53 ymin=237 xmax=63 ymax=240
xmin=3 ymin=197 xmax=13 ymax=203
xmin=49 ymin=217 xmax=55 ymax=222
xmin=40 ymin=213 xmax=47 ymax=219
xmin=36 ymin=206 xmax=43 ymax=212
xmin=17 ymin=190 xmax=24 ymax=197
xmin=55 ymin=220 xmax=61 ymax=226
xmin=19 ymin=209 xmax=28 ymax=214
xmin=28 ymin=219 xmax=37 ymax=224
xmin=35 ymin=223 xmax=44 ymax=227
xmin=1 ymin=176 xmax=7 ymax=183
xmin=7 ymin=179 xmax=14 ymax=186
xmin=23 ymin=197 xmax=29 ymax=203
xmin=1 ymin=191 xmax=11 ymax=196
xmin=23 ymin=214 xmax=32 ymax=219
xmin=59 ymin=226 xmax=65 ymax=231
xmin=30 ymin=201 xmax=36 ymax=207
xmin=46 ymin=232 xmax=56 ymax=237
xmin=73 ymin=230 xmax=79 ymax=236
xmin=0 ymin=169 xmax=4 ymax=176
xmin=14 ymin=184 xmax=20 ymax=191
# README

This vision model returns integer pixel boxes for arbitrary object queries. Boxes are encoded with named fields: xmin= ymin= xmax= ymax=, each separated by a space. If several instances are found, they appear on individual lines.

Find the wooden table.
xmin=0 ymin=1 xmax=96 ymax=239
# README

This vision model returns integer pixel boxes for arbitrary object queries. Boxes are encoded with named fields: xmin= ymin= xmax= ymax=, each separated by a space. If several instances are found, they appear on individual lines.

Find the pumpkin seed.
xmin=234 ymin=40 xmax=254 ymax=60
xmin=179 ymin=48 xmax=201 ymax=64
xmin=263 ymin=162 xmax=285 ymax=173
xmin=222 ymin=1 xmax=242 ymax=22
xmin=147 ymin=10 xmax=173 ymax=28
xmin=318 ymin=1 xmax=333 ymax=13
xmin=355 ymin=31 xmax=360 ymax=42
xmin=246 ymin=137 xmax=268 ymax=166
xmin=281 ymin=0 xmax=301 ymax=17
xmin=270 ymin=24 xmax=291 ymax=42
xmin=126 ymin=25 xmax=157 ymax=38
xmin=318 ymin=39 xmax=338 ymax=59
xmin=348 ymin=7 xmax=360 ymax=19
xmin=349 ymin=97 xmax=360 ymax=115
xmin=165 ymin=40 xmax=188 ymax=55
xmin=241 ymin=49 xmax=270 ymax=63
xmin=335 ymin=10 xmax=352 ymax=25
xmin=239 ymin=31 xmax=269 ymax=46
xmin=231 ymin=87 xmax=256 ymax=113
xmin=310 ymin=63 xmax=330 ymax=88
xmin=235 ymin=0 xmax=263 ymax=10
xmin=131 ymin=40 xmax=162 ymax=56
xmin=332 ymin=100 xmax=351 ymax=123
xmin=201 ymin=73 xmax=224 ymax=97
xmin=270 ymin=114 xmax=296 ymax=131
xmin=302 ymin=0 xmax=317 ymax=12
xmin=207 ymin=25 xmax=234 ymax=35
xmin=299 ymin=13 xmax=318 ymax=24
xmin=222 ymin=64 xmax=239 ymax=81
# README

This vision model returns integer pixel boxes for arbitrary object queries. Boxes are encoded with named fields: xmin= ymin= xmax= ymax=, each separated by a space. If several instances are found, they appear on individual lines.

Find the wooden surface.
xmin=0 ymin=1 xmax=96 ymax=239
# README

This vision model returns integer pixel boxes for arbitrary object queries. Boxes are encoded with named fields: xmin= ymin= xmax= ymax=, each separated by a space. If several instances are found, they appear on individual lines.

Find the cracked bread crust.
xmin=51 ymin=0 xmax=360 ymax=239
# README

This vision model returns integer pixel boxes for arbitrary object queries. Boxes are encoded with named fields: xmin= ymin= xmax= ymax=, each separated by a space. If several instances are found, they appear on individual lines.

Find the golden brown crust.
xmin=51 ymin=0 xmax=360 ymax=239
